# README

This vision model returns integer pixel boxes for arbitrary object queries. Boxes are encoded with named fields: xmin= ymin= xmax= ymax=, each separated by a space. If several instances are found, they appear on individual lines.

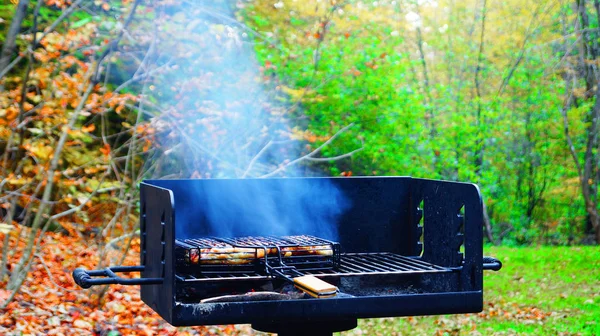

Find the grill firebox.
xmin=72 ymin=177 xmax=502 ymax=335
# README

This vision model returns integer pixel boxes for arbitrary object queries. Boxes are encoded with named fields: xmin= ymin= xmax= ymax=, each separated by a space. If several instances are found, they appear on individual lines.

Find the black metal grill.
xmin=72 ymin=176 xmax=503 ymax=336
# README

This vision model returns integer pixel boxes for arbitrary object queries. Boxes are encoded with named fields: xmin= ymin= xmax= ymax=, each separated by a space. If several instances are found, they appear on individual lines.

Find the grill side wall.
xmin=140 ymin=183 xmax=176 ymax=324
xmin=411 ymin=178 xmax=484 ymax=293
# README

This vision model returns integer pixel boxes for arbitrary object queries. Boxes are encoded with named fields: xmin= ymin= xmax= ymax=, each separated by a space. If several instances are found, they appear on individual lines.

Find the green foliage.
xmin=240 ymin=0 xmax=588 ymax=244
xmin=1 ymin=0 xmax=594 ymax=244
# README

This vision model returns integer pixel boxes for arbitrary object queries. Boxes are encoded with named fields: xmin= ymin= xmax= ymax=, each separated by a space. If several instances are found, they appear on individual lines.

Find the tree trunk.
xmin=415 ymin=26 xmax=435 ymax=137
xmin=589 ymin=209 xmax=600 ymax=243
xmin=482 ymin=201 xmax=497 ymax=245
xmin=560 ymin=1 xmax=600 ymax=245
xmin=0 ymin=0 xmax=30 ymax=74
xmin=582 ymin=186 xmax=600 ymax=243
xmin=473 ymin=0 xmax=487 ymax=177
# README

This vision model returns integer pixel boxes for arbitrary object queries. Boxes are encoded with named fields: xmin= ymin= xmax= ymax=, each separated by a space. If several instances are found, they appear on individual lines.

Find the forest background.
xmin=1 ymin=0 xmax=600 ymax=335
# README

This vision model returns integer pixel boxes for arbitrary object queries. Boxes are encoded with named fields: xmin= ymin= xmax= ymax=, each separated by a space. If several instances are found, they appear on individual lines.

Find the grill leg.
xmin=251 ymin=319 xmax=357 ymax=336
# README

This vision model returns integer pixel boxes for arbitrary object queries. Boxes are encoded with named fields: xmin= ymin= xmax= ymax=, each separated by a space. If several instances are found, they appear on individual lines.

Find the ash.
xmin=278 ymin=283 xmax=312 ymax=299
xmin=178 ymin=302 xmax=218 ymax=316
xmin=338 ymin=276 xmax=421 ymax=297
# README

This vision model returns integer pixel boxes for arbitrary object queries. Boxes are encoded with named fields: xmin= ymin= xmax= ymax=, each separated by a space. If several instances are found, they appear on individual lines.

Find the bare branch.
xmin=304 ymin=146 xmax=364 ymax=162
xmin=91 ymin=0 xmax=141 ymax=84
xmin=0 ymin=0 xmax=30 ymax=74
xmin=35 ymin=253 xmax=80 ymax=293
xmin=7 ymin=81 xmax=94 ymax=291
xmin=496 ymin=2 xmax=544 ymax=96
xmin=48 ymin=173 xmax=109 ymax=222
xmin=242 ymin=140 xmax=273 ymax=178
xmin=261 ymin=123 xmax=358 ymax=178
xmin=3 ymin=0 xmax=143 ymax=304
xmin=0 ymin=0 xmax=87 ymax=79
xmin=106 ymin=231 xmax=139 ymax=250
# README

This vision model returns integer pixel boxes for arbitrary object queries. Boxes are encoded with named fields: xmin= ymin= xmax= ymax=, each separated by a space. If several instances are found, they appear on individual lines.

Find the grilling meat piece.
xmin=189 ymin=247 xmax=265 ymax=264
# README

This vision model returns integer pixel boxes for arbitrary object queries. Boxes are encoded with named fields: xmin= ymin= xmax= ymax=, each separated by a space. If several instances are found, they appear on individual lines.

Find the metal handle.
xmin=482 ymin=256 xmax=502 ymax=271
xmin=72 ymin=266 xmax=163 ymax=288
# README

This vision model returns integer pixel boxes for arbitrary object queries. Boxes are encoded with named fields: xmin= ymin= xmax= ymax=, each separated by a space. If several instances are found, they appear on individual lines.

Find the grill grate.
xmin=218 ymin=236 xmax=292 ymax=247
xmin=176 ymin=236 xmax=336 ymax=250
xmin=181 ymin=235 xmax=336 ymax=248
xmin=175 ymin=252 xmax=451 ymax=282
xmin=175 ymin=235 xmax=340 ymax=272
xmin=185 ymin=238 xmax=230 ymax=248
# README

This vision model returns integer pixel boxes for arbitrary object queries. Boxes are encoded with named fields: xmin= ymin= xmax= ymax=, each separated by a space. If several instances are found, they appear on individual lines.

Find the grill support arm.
xmin=482 ymin=256 xmax=502 ymax=271
xmin=72 ymin=266 xmax=163 ymax=289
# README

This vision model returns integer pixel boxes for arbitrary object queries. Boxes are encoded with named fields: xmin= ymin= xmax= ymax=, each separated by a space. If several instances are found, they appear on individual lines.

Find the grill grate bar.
xmin=221 ymin=236 xmax=291 ymax=247
xmin=338 ymin=265 xmax=361 ymax=273
xmin=342 ymin=258 xmax=390 ymax=272
xmin=382 ymin=253 xmax=446 ymax=271
xmin=373 ymin=254 xmax=424 ymax=271
xmin=342 ymin=261 xmax=373 ymax=273
xmin=350 ymin=255 xmax=405 ymax=272
xmin=185 ymin=238 xmax=228 ymax=248
xmin=283 ymin=235 xmax=334 ymax=246
xmin=363 ymin=255 xmax=417 ymax=272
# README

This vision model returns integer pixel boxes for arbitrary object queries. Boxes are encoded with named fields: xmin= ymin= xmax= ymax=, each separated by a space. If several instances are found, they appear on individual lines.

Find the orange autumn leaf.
xmin=100 ymin=143 xmax=111 ymax=157
xmin=82 ymin=124 xmax=95 ymax=133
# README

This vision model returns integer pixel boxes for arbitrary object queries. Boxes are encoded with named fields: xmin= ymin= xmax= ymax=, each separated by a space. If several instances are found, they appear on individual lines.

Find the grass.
xmin=344 ymin=246 xmax=600 ymax=335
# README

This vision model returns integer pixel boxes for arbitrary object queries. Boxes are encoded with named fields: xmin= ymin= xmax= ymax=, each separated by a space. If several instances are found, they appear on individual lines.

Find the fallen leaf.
xmin=0 ymin=223 xmax=13 ymax=234
xmin=73 ymin=319 xmax=92 ymax=329
xmin=0 ymin=289 xmax=10 ymax=303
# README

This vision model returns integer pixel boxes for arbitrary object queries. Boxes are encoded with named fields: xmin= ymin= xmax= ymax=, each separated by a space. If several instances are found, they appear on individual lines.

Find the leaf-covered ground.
xmin=0 ymin=231 xmax=251 ymax=335
xmin=1 ymin=233 xmax=598 ymax=335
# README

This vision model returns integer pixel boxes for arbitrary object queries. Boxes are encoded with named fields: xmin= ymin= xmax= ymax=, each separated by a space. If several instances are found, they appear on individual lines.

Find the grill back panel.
xmin=145 ymin=177 xmax=415 ymax=255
